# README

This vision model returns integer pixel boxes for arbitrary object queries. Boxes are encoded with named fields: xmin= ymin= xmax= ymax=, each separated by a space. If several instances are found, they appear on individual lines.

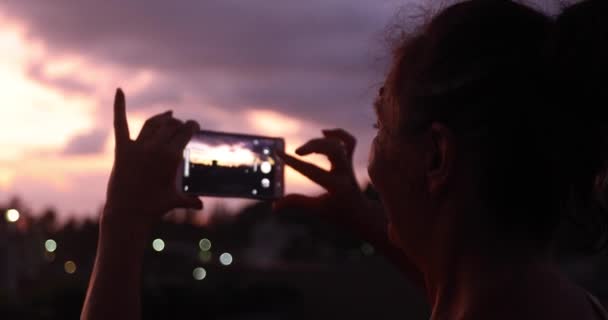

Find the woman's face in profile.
xmin=367 ymin=86 xmax=431 ymax=249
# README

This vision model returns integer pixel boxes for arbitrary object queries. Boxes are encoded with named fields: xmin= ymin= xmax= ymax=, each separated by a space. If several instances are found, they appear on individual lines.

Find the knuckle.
xmin=185 ymin=119 xmax=200 ymax=129
xmin=142 ymin=118 xmax=154 ymax=129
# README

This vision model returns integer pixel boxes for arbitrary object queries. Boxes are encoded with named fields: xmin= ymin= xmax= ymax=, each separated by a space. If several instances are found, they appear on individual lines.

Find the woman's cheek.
xmin=368 ymin=134 xmax=395 ymax=191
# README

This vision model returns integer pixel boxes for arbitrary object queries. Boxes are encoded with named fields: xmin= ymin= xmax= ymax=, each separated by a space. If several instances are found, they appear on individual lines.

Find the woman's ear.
xmin=426 ymin=122 xmax=455 ymax=196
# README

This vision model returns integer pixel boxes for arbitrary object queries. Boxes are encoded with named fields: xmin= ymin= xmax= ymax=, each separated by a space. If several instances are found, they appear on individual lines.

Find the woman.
xmin=82 ymin=0 xmax=608 ymax=319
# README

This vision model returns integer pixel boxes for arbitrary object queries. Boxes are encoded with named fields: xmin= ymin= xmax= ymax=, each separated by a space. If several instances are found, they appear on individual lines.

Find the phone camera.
xmin=260 ymin=161 xmax=272 ymax=174
xmin=261 ymin=178 xmax=270 ymax=188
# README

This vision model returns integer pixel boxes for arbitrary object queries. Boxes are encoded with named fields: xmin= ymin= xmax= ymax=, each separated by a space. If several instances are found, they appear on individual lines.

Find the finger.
xmin=114 ymin=88 xmax=130 ymax=148
xmin=168 ymin=120 xmax=200 ymax=153
xmin=149 ymin=117 xmax=183 ymax=146
xmin=322 ymin=128 xmax=356 ymax=160
xmin=137 ymin=110 xmax=173 ymax=142
xmin=171 ymin=194 xmax=203 ymax=210
xmin=273 ymin=193 xmax=323 ymax=212
xmin=295 ymin=138 xmax=350 ymax=172
xmin=276 ymin=150 xmax=333 ymax=189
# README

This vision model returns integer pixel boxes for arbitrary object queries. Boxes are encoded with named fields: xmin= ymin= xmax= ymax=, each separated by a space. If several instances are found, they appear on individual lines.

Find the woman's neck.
xmin=428 ymin=252 xmax=556 ymax=319
xmin=420 ymin=209 xmax=556 ymax=319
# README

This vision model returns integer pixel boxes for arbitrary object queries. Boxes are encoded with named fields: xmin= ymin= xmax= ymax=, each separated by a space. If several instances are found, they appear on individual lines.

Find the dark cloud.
xmin=1 ymin=0 xmax=393 ymax=129
xmin=5 ymin=0 xmax=388 ymax=71
xmin=62 ymin=129 xmax=108 ymax=155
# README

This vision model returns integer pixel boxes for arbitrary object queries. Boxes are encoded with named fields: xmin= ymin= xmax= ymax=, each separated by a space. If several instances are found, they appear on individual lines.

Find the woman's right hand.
xmin=274 ymin=129 xmax=377 ymax=234
xmin=275 ymin=129 xmax=427 ymax=292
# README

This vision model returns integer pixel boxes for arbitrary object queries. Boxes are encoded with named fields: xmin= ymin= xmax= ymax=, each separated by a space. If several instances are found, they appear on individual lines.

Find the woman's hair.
xmin=551 ymin=0 xmax=608 ymax=254
xmin=383 ymin=0 xmax=608 ymax=255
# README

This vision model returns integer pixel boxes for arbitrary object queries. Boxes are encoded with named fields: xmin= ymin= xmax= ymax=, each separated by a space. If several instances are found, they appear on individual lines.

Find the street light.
xmin=5 ymin=209 xmax=19 ymax=223
xmin=219 ymin=253 xmax=233 ymax=266
xmin=45 ymin=239 xmax=57 ymax=252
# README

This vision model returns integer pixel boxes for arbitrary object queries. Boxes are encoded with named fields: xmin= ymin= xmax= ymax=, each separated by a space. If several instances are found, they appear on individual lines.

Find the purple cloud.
xmin=2 ymin=0 xmax=392 ymax=129
xmin=62 ymin=128 xmax=108 ymax=155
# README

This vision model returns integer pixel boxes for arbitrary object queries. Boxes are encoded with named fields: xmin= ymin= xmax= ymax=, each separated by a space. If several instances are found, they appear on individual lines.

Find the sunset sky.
xmin=0 ymin=0 xmax=560 ymax=220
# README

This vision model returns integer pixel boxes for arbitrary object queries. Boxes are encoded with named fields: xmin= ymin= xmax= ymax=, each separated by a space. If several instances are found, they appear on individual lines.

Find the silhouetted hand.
xmin=104 ymin=88 xmax=202 ymax=229
xmin=274 ymin=130 xmax=427 ymax=291
xmin=274 ymin=129 xmax=374 ymax=232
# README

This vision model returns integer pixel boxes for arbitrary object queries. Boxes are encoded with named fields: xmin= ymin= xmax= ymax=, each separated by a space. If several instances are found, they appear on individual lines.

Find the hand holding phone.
xmin=177 ymin=130 xmax=285 ymax=200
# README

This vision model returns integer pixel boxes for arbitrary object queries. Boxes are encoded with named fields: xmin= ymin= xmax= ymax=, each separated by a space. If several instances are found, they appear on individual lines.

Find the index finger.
xmin=276 ymin=150 xmax=333 ymax=190
xmin=322 ymin=128 xmax=356 ymax=160
xmin=114 ymin=88 xmax=131 ymax=148
xmin=169 ymin=120 xmax=200 ymax=153
xmin=295 ymin=138 xmax=350 ymax=173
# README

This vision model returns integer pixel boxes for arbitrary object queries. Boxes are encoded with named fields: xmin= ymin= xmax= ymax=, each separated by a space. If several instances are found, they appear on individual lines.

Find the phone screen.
xmin=179 ymin=130 xmax=285 ymax=199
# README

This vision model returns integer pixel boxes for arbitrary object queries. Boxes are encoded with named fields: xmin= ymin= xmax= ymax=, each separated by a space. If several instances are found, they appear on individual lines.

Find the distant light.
xmin=193 ymin=267 xmax=207 ymax=280
xmin=261 ymin=178 xmax=270 ymax=188
xmin=64 ymin=261 xmax=77 ymax=274
xmin=5 ymin=209 xmax=19 ymax=223
xmin=199 ymin=238 xmax=212 ymax=251
xmin=45 ymin=239 xmax=57 ymax=253
xmin=152 ymin=239 xmax=165 ymax=252
xmin=253 ymin=139 xmax=259 ymax=145
xmin=219 ymin=253 xmax=233 ymax=266
xmin=251 ymin=189 xmax=258 ymax=195
xmin=361 ymin=243 xmax=375 ymax=256
xmin=263 ymin=148 xmax=270 ymax=155
xmin=260 ymin=162 xmax=272 ymax=174
xmin=199 ymin=251 xmax=212 ymax=263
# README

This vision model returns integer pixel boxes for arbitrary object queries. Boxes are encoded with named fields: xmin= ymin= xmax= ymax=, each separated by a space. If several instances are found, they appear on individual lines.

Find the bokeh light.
xmin=192 ymin=267 xmax=207 ymax=280
xmin=45 ymin=239 xmax=57 ymax=253
xmin=219 ymin=253 xmax=233 ymax=266
xmin=152 ymin=238 xmax=165 ymax=252
xmin=64 ymin=260 xmax=77 ymax=274
xmin=198 ymin=238 xmax=212 ymax=251
xmin=5 ymin=209 xmax=19 ymax=222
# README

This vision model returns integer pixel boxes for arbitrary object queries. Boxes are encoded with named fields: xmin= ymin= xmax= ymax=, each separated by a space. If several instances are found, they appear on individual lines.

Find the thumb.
xmin=273 ymin=193 xmax=323 ymax=213
xmin=172 ymin=194 xmax=204 ymax=210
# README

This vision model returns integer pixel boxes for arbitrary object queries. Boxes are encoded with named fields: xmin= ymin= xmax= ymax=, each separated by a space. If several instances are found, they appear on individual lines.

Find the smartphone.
xmin=177 ymin=130 xmax=285 ymax=200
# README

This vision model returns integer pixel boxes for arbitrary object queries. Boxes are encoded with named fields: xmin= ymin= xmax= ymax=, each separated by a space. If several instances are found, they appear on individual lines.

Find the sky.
xmin=0 ymin=0 xmax=562 ymax=221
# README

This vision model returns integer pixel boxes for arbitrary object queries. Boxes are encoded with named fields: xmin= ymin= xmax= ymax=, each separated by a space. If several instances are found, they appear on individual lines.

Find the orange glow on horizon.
xmin=187 ymin=142 xmax=259 ymax=167
xmin=246 ymin=109 xmax=302 ymax=137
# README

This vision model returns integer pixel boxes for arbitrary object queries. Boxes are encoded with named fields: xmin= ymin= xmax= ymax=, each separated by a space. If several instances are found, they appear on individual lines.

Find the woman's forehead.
xmin=375 ymin=86 xmax=403 ymax=129
xmin=374 ymin=86 xmax=386 ymax=118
